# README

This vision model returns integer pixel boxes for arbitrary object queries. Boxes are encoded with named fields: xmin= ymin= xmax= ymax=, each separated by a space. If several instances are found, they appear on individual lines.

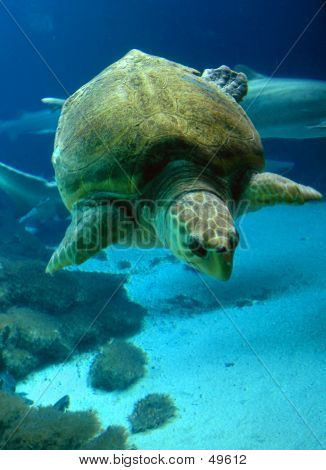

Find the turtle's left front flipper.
xmin=241 ymin=172 xmax=322 ymax=212
xmin=46 ymin=201 xmax=114 ymax=274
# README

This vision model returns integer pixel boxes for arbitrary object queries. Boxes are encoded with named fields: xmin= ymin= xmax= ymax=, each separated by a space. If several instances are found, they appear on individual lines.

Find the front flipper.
xmin=242 ymin=172 xmax=322 ymax=212
xmin=46 ymin=201 xmax=114 ymax=274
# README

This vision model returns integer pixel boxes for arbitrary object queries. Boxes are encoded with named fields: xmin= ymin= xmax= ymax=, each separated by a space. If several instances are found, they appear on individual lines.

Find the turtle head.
xmin=161 ymin=191 xmax=239 ymax=280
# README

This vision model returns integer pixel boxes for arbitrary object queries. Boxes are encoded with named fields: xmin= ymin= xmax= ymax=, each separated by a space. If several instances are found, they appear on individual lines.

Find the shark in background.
xmin=0 ymin=158 xmax=293 ymax=229
xmin=1 ymin=70 xmax=326 ymax=142
xmin=0 ymin=160 xmax=68 ymax=226
xmin=0 ymin=70 xmax=323 ymax=226
xmin=0 ymin=98 xmax=64 ymax=140
xmin=237 ymin=65 xmax=326 ymax=139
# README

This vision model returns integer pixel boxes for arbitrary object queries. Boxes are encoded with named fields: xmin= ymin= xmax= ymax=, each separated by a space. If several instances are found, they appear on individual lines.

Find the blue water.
xmin=0 ymin=0 xmax=325 ymax=450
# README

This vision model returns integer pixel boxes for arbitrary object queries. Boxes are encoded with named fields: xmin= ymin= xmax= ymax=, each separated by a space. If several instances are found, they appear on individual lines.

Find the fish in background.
xmin=237 ymin=65 xmax=326 ymax=139
xmin=0 ymin=98 xmax=64 ymax=140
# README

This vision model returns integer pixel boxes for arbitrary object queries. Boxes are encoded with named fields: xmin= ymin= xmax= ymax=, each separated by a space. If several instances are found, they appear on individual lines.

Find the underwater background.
xmin=0 ymin=0 xmax=325 ymax=450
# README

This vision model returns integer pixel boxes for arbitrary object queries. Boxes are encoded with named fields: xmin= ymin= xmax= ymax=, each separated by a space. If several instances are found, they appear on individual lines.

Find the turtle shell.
xmin=53 ymin=49 xmax=263 ymax=210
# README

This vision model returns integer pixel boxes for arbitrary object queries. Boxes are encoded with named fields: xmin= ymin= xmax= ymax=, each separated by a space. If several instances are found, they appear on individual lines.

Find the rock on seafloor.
xmin=129 ymin=393 xmax=177 ymax=433
xmin=90 ymin=340 xmax=147 ymax=391
xmin=0 ymin=217 xmax=147 ymax=379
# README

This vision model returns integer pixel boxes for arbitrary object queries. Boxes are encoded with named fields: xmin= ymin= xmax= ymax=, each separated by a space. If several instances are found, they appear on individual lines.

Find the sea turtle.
xmin=46 ymin=49 xmax=322 ymax=280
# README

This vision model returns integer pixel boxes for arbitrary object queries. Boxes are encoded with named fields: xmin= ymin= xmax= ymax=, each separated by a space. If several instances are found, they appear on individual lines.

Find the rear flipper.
xmin=46 ymin=200 xmax=115 ymax=274
xmin=241 ymin=172 xmax=322 ymax=212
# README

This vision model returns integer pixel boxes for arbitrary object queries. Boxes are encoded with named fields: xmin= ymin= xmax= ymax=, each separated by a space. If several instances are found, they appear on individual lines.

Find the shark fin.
xmin=234 ymin=65 xmax=267 ymax=80
xmin=32 ymin=129 xmax=56 ymax=135
xmin=307 ymin=120 xmax=326 ymax=129
xmin=41 ymin=97 xmax=65 ymax=111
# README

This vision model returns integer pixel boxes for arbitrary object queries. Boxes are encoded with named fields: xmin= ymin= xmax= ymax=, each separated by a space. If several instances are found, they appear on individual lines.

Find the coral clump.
xmin=128 ymin=393 xmax=177 ymax=433
xmin=86 ymin=425 xmax=129 ymax=450
xmin=90 ymin=340 xmax=147 ymax=391
xmin=0 ymin=391 xmax=101 ymax=450
xmin=0 ymin=391 xmax=132 ymax=450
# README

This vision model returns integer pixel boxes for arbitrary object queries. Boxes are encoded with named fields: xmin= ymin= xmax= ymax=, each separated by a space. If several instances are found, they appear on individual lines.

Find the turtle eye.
xmin=187 ymin=236 xmax=207 ymax=258
xmin=216 ymin=246 xmax=228 ymax=254
xmin=229 ymin=230 xmax=240 ymax=251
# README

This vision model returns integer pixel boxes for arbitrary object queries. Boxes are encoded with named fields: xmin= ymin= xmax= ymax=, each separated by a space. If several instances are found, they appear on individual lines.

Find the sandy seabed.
xmin=18 ymin=203 xmax=326 ymax=450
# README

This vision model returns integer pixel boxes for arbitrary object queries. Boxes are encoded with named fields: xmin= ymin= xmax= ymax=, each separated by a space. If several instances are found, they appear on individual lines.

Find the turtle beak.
xmin=215 ymin=251 xmax=234 ymax=281
xmin=206 ymin=250 xmax=234 ymax=281
xmin=189 ymin=249 xmax=235 ymax=281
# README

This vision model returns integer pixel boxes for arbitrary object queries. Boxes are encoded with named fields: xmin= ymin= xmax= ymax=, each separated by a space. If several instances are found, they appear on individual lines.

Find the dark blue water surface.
xmin=0 ymin=0 xmax=325 ymax=187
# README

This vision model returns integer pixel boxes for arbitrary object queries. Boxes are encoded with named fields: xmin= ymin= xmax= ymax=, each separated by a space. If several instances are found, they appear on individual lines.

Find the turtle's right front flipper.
xmin=46 ymin=201 xmax=115 ymax=274
xmin=241 ymin=172 xmax=322 ymax=213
